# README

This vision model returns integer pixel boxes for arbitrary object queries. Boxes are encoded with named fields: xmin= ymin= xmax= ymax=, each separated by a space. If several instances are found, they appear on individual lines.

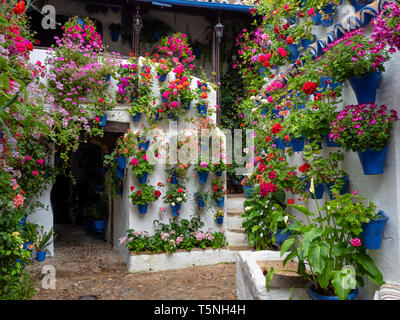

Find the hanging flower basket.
xmin=99 ymin=115 xmax=107 ymax=127
xmin=197 ymin=104 xmax=208 ymax=116
xmin=197 ymin=170 xmax=209 ymax=183
xmin=171 ymin=203 xmax=182 ymax=216
xmin=361 ymin=210 xmax=389 ymax=250
xmin=194 ymin=193 xmax=206 ymax=208
xmin=157 ymin=72 xmax=167 ymax=82
xmin=215 ymin=197 xmax=225 ymax=208
xmin=288 ymin=136 xmax=305 ymax=152
xmin=115 ymin=156 xmax=126 ymax=169
xmin=357 ymin=147 xmax=387 ymax=175
xmin=132 ymin=113 xmax=142 ymax=122
xmin=326 ymin=176 xmax=349 ymax=200
xmin=216 ymin=216 xmax=224 ymax=225
xmin=138 ymin=204 xmax=148 ymax=214
xmin=243 ymin=186 xmax=255 ymax=198
xmin=348 ymin=71 xmax=382 ymax=104
xmin=115 ymin=168 xmax=124 ymax=179
xmin=138 ymin=172 xmax=149 ymax=184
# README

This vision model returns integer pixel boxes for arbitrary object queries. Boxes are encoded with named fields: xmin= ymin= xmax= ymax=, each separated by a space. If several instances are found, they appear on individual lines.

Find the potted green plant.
xmin=130 ymin=151 xmax=155 ymax=184
xmin=194 ymin=161 xmax=212 ymax=184
xmin=163 ymin=185 xmax=187 ymax=216
xmin=321 ymin=28 xmax=390 ymax=104
xmin=267 ymin=185 xmax=385 ymax=300
xmin=330 ymin=103 xmax=398 ymax=175
xmin=211 ymin=178 xmax=226 ymax=208
xmin=128 ymin=185 xmax=161 ymax=214
xmin=194 ymin=190 xmax=209 ymax=208
xmin=21 ymin=222 xmax=39 ymax=253
xmin=36 ymin=226 xmax=56 ymax=262
xmin=128 ymin=86 xmax=154 ymax=122
xmin=214 ymin=208 xmax=224 ymax=225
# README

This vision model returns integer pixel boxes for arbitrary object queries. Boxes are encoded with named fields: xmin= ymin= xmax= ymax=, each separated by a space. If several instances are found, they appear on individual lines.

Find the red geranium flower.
xmin=154 ymin=190 xmax=161 ymax=198
xmin=302 ymin=81 xmax=318 ymax=95
xmin=271 ymin=123 xmax=283 ymax=134
xmin=299 ymin=163 xmax=311 ymax=173
xmin=177 ymin=188 xmax=184 ymax=193
xmin=288 ymin=199 xmax=295 ymax=204
xmin=13 ymin=1 xmax=25 ymax=15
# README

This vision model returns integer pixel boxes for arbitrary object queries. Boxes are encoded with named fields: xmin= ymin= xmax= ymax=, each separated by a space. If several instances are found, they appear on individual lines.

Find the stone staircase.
xmin=225 ymin=194 xmax=252 ymax=251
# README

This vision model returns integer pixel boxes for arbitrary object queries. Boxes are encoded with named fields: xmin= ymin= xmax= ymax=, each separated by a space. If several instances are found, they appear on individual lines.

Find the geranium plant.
xmin=211 ymin=178 xmax=226 ymax=200
xmin=163 ymin=185 xmax=187 ymax=206
xmin=329 ymin=103 xmax=398 ymax=152
xmin=128 ymin=185 xmax=161 ymax=205
xmin=321 ymin=28 xmax=390 ymax=82
xmin=130 ymin=151 xmax=155 ymax=178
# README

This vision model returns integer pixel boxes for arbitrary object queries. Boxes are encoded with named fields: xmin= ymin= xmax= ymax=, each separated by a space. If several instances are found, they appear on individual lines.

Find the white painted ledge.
xmin=236 ymin=250 xmax=310 ymax=300
xmin=127 ymin=248 xmax=240 ymax=272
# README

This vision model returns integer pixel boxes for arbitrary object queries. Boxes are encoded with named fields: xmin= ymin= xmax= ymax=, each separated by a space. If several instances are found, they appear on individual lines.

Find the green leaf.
xmin=331 ymin=270 xmax=355 ymax=300
xmin=252 ymin=225 xmax=260 ymax=233
xmin=302 ymin=228 xmax=324 ymax=257
xmin=280 ymin=237 xmax=295 ymax=257
xmin=317 ymin=257 xmax=334 ymax=289
xmin=282 ymin=250 xmax=297 ymax=267
xmin=289 ymin=204 xmax=315 ymax=216
xmin=265 ymin=266 xmax=275 ymax=292
xmin=355 ymin=253 xmax=384 ymax=286
xmin=308 ymin=241 xmax=330 ymax=274
xmin=331 ymin=245 xmax=350 ymax=257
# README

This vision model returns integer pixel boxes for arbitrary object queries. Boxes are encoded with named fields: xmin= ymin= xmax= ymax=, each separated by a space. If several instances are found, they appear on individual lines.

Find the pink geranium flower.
xmin=37 ymin=159 xmax=44 ymax=165
xmin=350 ymin=238 xmax=362 ymax=247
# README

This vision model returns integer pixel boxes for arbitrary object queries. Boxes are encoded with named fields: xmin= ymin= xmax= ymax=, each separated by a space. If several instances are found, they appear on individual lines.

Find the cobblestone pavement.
xmin=27 ymin=224 xmax=237 ymax=300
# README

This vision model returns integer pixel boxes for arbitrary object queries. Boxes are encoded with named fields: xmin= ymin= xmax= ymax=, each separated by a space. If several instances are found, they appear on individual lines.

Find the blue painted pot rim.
xmin=307 ymin=283 xmax=359 ymax=300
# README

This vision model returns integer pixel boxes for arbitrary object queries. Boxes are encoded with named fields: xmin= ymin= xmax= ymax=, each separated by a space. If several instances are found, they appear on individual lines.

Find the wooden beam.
xmin=103 ymin=120 xmax=130 ymax=133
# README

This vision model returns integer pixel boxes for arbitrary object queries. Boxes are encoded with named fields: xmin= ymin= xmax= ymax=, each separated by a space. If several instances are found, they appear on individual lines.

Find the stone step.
xmin=228 ymin=228 xmax=245 ymax=234
xmin=226 ymin=194 xmax=246 ymax=212
xmin=227 ymin=210 xmax=244 ymax=217
xmin=228 ymin=245 xmax=252 ymax=251
xmin=227 ymin=216 xmax=244 ymax=230
xmin=226 ymin=230 xmax=249 ymax=247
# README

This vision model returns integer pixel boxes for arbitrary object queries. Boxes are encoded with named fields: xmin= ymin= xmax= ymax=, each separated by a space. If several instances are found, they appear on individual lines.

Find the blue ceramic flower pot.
xmin=307 ymin=283 xmax=359 ymax=300
xmin=139 ymin=140 xmax=150 ymax=151
xmin=326 ymin=176 xmax=349 ymax=200
xmin=99 ymin=115 xmax=107 ymax=127
xmin=197 ymin=170 xmax=209 ymax=183
xmin=171 ymin=203 xmax=182 ymax=216
xmin=132 ymin=113 xmax=142 ymax=122
xmin=115 ymin=168 xmax=124 ymax=179
xmin=216 ymin=217 xmax=224 ymax=225
xmin=274 ymin=138 xmax=285 ymax=150
xmin=138 ymin=204 xmax=148 ymax=214
xmin=83 ymin=221 xmax=93 ymax=233
xmin=321 ymin=4 xmax=335 ymax=27
xmin=37 ymin=251 xmax=47 ymax=262
xmin=215 ymin=170 xmax=223 ymax=177
xmin=300 ymin=34 xmax=316 ymax=47
xmin=158 ymin=72 xmax=167 ymax=82
xmin=243 ymin=186 xmax=255 ymax=199
xmin=152 ymin=113 xmax=159 ymax=121
xmin=195 ymin=193 xmax=206 ymax=208
xmin=198 ymin=83 xmax=208 ymax=90
xmin=23 ymin=241 xmax=34 ymax=251
xmin=167 ymin=113 xmax=178 ymax=123
xmin=312 ymin=12 xmax=322 ymax=25
xmin=18 ymin=214 xmax=27 ymax=228
xmin=357 ymin=147 xmax=387 ymax=175
xmin=77 ymin=18 xmax=86 ymax=27
xmin=273 ymin=229 xmax=292 ymax=247
xmin=138 ymin=172 xmax=149 ymax=184
xmin=348 ymin=71 xmax=381 ymax=104
xmin=197 ymin=105 xmax=208 ymax=116
xmin=216 ymin=198 xmax=225 ymax=208
xmin=111 ymin=31 xmax=120 ymax=42
xmin=361 ymin=210 xmax=389 ymax=250
xmin=93 ymin=220 xmax=105 ymax=233
xmin=288 ymin=44 xmax=300 ymax=63
xmin=288 ymin=137 xmax=305 ymax=152
xmin=258 ymin=67 xmax=267 ymax=77
xmin=326 ymin=134 xmax=339 ymax=147
xmin=309 ymin=182 xmax=325 ymax=200
xmin=115 ymin=156 xmax=126 ymax=169
xmin=170 ymin=171 xmax=179 ymax=184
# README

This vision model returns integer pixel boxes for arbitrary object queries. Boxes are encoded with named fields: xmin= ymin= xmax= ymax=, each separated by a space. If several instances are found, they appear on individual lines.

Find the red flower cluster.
xmin=13 ymin=1 xmax=25 ymax=15
xmin=154 ymin=190 xmax=161 ymax=198
xmin=299 ymin=163 xmax=311 ymax=173
xmin=259 ymin=182 xmax=277 ymax=197
xmin=271 ymin=123 xmax=283 ymax=134
xmin=177 ymin=188 xmax=184 ymax=193
xmin=302 ymin=81 xmax=318 ymax=95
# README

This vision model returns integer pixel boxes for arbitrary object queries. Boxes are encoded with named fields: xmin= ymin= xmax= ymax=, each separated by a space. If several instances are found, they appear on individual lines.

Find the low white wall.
xmin=128 ymin=248 xmax=237 ymax=273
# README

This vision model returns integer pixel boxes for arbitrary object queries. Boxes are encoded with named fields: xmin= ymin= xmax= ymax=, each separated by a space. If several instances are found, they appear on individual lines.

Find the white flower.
xmin=243 ymin=148 xmax=249 ymax=154
xmin=171 ymin=202 xmax=176 ymax=206
xmin=177 ymin=197 xmax=182 ymax=202
xmin=284 ymin=216 xmax=289 ymax=225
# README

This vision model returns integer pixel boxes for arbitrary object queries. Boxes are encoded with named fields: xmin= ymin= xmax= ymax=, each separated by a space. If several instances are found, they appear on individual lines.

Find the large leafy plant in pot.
xmin=267 ymin=187 xmax=384 ymax=300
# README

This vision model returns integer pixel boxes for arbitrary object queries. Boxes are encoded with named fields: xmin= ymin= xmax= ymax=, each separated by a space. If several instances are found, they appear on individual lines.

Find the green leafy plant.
xmin=214 ymin=208 xmax=224 ymax=219
xmin=128 ymin=185 xmax=161 ymax=205
xmin=20 ymin=222 xmax=39 ymax=243
xmin=36 ymin=226 xmax=56 ymax=253
xmin=163 ymin=185 xmax=187 ymax=205
xmin=267 ymin=188 xmax=384 ymax=300
xmin=211 ymin=178 xmax=226 ymax=200
xmin=129 ymin=150 xmax=155 ymax=178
